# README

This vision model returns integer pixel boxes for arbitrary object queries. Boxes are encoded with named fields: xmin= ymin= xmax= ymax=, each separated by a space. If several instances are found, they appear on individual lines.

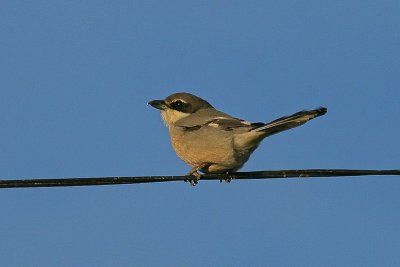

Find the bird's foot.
xmin=185 ymin=168 xmax=202 ymax=186
xmin=219 ymin=172 xmax=233 ymax=183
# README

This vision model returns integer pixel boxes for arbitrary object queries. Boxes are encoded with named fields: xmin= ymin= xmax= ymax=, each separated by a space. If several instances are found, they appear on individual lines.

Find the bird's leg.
xmin=224 ymin=171 xmax=233 ymax=183
xmin=219 ymin=171 xmax=234 ymax=183
xmin=223 ymin=171 xmax=233 ymax=183
xmin=185 ymin=165 xmax=208 ymax=186
xmin=185 ymin=168 xmax=202 ymax=186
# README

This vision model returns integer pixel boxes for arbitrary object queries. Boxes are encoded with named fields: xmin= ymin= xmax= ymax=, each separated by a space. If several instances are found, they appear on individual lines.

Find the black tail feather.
xmin=250 ymin=107 xmax=327 ymax=136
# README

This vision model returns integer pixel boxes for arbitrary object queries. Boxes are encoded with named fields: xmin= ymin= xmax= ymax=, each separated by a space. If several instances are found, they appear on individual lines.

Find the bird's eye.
xmin=170 ymin=100 xmax=191 ymax=112
xmin=174 ymin=100 xmax=184 ymax=107
xmin=170 ymin=100 xmax=184 ymax=109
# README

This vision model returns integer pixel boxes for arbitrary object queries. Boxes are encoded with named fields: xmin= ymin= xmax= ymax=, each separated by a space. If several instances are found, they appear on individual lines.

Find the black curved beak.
xmin=148 ymin=99 xmax=168 ymax=110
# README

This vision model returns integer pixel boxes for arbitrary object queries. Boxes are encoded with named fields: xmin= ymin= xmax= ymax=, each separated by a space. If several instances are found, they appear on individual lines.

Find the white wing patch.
xmin=238 ymin=119 xmax=252 ymax=125
xmin=204 ymin=117 xmax=255 ymax=130
xmin=208 ymin=122 xmax=220 ymax=128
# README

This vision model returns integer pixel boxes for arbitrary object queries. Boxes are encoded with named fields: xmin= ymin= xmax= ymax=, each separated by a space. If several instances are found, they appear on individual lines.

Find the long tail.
xmin=250 ymin=107 xmax=327 ymax=136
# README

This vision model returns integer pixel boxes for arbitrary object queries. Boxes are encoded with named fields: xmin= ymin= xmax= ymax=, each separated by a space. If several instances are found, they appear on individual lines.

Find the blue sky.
xmin=1 ymin=0 xmax=399 ymax=266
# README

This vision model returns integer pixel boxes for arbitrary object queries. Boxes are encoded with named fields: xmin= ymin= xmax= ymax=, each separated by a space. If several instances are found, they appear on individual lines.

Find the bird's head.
xmin=148 ymin=92 xmax=213 ymax=127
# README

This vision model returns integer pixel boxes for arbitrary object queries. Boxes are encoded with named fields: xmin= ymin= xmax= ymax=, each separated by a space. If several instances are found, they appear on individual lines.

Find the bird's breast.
xmin=169 ymin=126 xmax=240 ymax=170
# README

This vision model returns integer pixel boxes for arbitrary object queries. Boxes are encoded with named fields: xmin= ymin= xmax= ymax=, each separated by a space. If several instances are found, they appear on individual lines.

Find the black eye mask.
xmin=169 ymin=100 xmax=192 ymax=113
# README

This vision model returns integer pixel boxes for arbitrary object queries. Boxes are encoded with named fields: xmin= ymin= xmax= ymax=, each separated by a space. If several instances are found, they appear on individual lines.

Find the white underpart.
xmin=161 ymin=109 xmax=190 ymax=128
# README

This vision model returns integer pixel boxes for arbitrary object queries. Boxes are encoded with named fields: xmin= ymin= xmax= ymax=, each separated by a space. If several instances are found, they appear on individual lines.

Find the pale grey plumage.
xmin=149 ymin=92 xmax=327 ymax=183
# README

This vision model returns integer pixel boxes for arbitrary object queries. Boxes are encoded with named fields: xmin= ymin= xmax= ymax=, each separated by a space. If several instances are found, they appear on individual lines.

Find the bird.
xmin=148 ymin=92 xmax=327 ymax=185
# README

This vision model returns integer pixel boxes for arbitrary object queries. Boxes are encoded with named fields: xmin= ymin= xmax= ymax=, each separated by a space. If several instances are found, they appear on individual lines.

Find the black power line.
xmin=1 ymin=169 xmax=399 ymax=188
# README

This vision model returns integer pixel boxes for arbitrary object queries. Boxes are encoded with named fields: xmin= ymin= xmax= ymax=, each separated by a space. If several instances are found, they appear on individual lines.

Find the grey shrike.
xmin=149 ymin=92 xmax=327 ymax=185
